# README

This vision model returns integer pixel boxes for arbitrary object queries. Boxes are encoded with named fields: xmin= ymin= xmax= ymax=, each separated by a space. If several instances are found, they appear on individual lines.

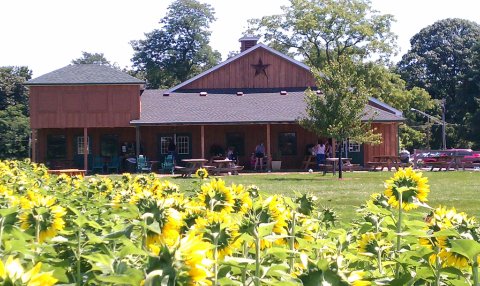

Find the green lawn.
xmin=165 ymin=170 xmax=480 ymax=223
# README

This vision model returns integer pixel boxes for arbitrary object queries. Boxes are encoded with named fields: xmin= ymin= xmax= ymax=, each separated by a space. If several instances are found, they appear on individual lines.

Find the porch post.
xmin=31 ymin=129 xmax=37 ymax=162
xmin=266 ymin=124 xmax=271 ymax=170
xmin=83 ymin=127 xmax=88 ymax=171
xmin=135 ymin=126 xmax=140 ymax=156
xmin=201 ymin=125 xmax=205 ymax=158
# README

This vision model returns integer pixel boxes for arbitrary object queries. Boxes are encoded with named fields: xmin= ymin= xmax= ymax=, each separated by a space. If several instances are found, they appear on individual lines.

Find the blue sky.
xmin=1 ymin=0 xmax=479 ymax=77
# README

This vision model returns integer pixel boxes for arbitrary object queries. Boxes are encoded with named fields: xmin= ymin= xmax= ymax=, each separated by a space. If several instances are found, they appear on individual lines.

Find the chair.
xmin=107 ymin=156 xmax=121 ymax=173
xmin=137 ymin=155 xmax=152 ymax=173
xmin=91 ymin=156 xmax=104 ymax=173
xmin=161 ymin=155 xmax=175 ymax=174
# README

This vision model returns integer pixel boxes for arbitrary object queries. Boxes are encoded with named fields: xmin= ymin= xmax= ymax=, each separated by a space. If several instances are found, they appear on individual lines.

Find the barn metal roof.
xmin=25 ymin=64 xmax=145 ymax=85
xmin=131 ymin=90 xmax=404 ymax=125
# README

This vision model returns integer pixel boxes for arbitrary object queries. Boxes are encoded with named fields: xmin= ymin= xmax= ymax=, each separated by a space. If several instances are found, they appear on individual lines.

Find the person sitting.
xmin=226 ymin=146 xmax=237 ymax=163
xmin=254 ymin=142 xmax=265 ymax=171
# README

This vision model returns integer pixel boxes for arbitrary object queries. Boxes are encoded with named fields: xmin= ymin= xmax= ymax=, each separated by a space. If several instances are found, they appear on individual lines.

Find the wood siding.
xmin=35 ymin=122 xmax=399 ymax=170
xmin=180 ymin=47 xmax=316 ymax=90
xmin=29 ymin=85 xmax=141 ymax=129
xmin=363 ymin=123 xmax=400 ymax=162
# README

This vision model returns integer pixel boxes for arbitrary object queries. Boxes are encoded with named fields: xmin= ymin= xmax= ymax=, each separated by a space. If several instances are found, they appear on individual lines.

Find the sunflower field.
xmin=1 ymin=159 xmax=480 ymax=285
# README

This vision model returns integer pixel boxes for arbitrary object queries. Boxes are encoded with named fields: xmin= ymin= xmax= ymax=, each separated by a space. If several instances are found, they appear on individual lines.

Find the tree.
xmin=248 ymin=0 xmax=397 ymax=67
xmin=71 ymin=51 xmax=111 ymax=65
xmin=0 ymin=105 xmax=30 ymax=159
xmin=0 ymin=66 xmax=31 ymax=159
xmin=397 ymin=18 xmax=480 ymax=148
xmin=0 ymin=66 xmax=31 ymax=114
xmin=300 ymin=57 xmax=381 ymax=178
xmin=249 ymin=0 xmax=434 ymax=151
xmin=131 ymin=0 xmax=221 ymax=89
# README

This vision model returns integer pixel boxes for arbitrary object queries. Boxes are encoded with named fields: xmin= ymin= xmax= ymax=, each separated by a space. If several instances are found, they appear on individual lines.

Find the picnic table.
xmin=47 ymin=169 xmax=86 ymax=176
xmin=423 ymin=155 xmax=465 ymax=171
xmin=366 ymin=155 xmax=402 ymax=171
xmin=211 ymin=159 xmax=244 ymax=175
xmin=301 ymin=155 xmax=317 ymax=170
xmin=321 ymin=158 xmax=354 ymax=175
xmin=175 ymin=159 xmax=213 ymax=177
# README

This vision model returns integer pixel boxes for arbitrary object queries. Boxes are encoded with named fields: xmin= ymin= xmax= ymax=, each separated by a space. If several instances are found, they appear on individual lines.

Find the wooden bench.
xmin=302 ymin=155 xmax=317 ymax=170
xmin=47 ymin=169 xmax=86 ymax=176
xmin=426 ymin=161 xmax=450 ymax=171
xmin=366 ymin=161 xmax=385 ymax=171
xmin=174 ymin=166 xmax=196 ymax=177
xmin=211 ymin=166 xmax=244 ymax=176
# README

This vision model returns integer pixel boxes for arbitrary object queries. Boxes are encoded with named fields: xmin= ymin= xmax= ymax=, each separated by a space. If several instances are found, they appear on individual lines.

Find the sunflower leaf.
xmin=258 ymin=222 xmax=276 ymax=238
xmin=450 ymin=239 xmax=480 ymax=261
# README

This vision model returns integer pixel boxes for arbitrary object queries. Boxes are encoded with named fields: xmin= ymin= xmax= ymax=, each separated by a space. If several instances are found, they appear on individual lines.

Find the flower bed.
xmin=0 ymin=160 xmax=479 ymax=285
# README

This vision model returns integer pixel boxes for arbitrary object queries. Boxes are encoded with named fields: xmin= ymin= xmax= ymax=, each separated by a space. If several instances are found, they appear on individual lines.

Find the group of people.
xmin=310 ymin=140 xmax=333 ymax=169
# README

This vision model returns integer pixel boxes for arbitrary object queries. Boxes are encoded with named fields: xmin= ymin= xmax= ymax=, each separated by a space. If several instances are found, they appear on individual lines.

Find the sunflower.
xmin=347 ymin=271 xmax=372 ymax=286
xmin=230 ymin=183 xmax=252 ymax=214
xmin=420 ymin=206 xmax=474 ymax=269
xmin=197 ymin=179 xmax=234 ymax=213
xmin=357 ymin=232 xmax=391 ymax=257
xmin=193 ymin=211 xmax=240 ymax=258
xmin=130 ymin=192 xmax=182 ymax=248
xmin=160 ymin=180 xmax=179 ymax=195
xmin=0 ymin=256 xmax=58 ymax=285
xmin=195 ymin=168 xmax=209 ymax=180
xmin=384 ymin=167 xmax=429 ymax=210
xmin=19 ymin=191 xmax=66 ymax=243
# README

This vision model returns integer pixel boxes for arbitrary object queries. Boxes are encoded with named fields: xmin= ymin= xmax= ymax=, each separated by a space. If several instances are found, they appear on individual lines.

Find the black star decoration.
xmin=251 ymin=58 xmax=270 ymax=79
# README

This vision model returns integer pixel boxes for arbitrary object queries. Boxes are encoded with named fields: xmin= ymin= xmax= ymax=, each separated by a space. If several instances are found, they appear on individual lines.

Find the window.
xmin=160 ymin=136 xmax=173 ymax=155
xmin=176 ymin=136 xmax=189 ymax=155
xmin=76 ymin=136 xmax=90 ymax=155
xmin=278 ymin=132 xmax=297 ymax=155
xmin=348 ymin=141 xmax=360 ymax=152
xmin=225 ymin=133 xmax=245 ymax=156
xmin=47 ymin=135 xmax=66 ymax=159
xmin=100 ymin=135 xmax=118 ymax=157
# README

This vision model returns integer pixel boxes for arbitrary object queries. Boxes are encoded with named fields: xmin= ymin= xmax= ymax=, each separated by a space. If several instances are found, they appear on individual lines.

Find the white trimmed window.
xmin=77 ymin=136 xmax=90 ymax=154
xmin=176 ymin=136 xmax=189 ymax=155
xmin=160 ymin=137 xmax=173 ymax=154
xmin=348 ymin=141 xmax=360 ymax=152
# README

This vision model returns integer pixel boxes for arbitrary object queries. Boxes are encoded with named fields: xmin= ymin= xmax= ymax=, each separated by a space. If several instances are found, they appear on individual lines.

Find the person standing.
xmin=254 ymin=142 xmax=265 ymax=171
xmin=314 ymin=140 xmax=326 ymax=169
xmin=167 ymin=139 xmax=177 ymax=164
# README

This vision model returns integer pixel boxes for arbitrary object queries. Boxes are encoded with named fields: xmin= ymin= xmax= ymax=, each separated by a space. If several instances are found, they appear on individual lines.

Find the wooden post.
xmin=135 ymin=126 xmax=140 ymax=156
xmin=332 ymin=138 xmax=336 ymax=157
xmin=201 ymin=125 xmax=205 ymax=158
xmin=31 ymin=129 xmax=37 ymax=162
xmin=83 ymin=128 xmax=88 ymax=171
xmin=266 ymin=124 xmax=271 ymax=170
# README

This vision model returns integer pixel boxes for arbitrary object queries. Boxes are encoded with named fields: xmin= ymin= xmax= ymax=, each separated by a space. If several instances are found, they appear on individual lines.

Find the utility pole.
xmin=411 ymin=105 xmax=447 ymax=150
xmin=441 ymin=99 xmax=446 ymax=150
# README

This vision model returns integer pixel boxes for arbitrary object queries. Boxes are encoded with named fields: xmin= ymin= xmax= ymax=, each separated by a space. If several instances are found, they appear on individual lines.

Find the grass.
xmin=164 ymin=170 xmax=480 ymax=223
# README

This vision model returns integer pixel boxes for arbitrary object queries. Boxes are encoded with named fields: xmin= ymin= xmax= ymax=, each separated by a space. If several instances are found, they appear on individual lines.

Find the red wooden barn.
xmin=26 ymin=37 xmax=403 ymax=171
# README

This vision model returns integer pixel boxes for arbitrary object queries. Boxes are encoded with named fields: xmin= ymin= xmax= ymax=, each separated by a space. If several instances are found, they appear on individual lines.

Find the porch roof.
xmin=130 ymin=89 xmax=404 ymax=125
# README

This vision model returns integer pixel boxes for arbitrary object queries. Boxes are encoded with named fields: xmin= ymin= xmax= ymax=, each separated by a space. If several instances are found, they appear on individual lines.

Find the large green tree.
xmin=248 ymin=0 xmax=397 ymax=66
xmin=397 ymin=18 xmax=480 ymax=148
xmin=249 ymin=0 xmax=435 ymax=150
xmin=131 ymin=0 xmax=221 ymax=89
xmin=300 ymin=57 xmax=381 ymax=178
xmin=71 ymin=51 xmax=111 ymax=65
xmin=0 ymin=66 xmax=31 ymax=159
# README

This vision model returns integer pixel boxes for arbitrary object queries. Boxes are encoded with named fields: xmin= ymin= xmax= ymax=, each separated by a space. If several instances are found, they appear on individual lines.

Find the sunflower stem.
xmin=77 ymin=226 xmax=82 ymax=286
xmin=242 ymin=241 xmax=248 ymax=286
xmin=35 ymin=214 xmax=41 ymax=244
xmin=254 ymin=229 xmax=261 ymax=286
xmin=473 ymin=254 xmax=478 ymax=286
xmin=0 ymin=217 xmax=4 ymax=250
xmin=395 ymin=191 xmax=403 ymax=279
xmin=377 ymin=248 xmax=383 ymax=275
xmin=435 ymin=246 xmax=441 ymax=286
xmin=289 ymin=211 xmax=296 ymax=274
xmin=213 ymin=233 xmax=219 ymax=286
